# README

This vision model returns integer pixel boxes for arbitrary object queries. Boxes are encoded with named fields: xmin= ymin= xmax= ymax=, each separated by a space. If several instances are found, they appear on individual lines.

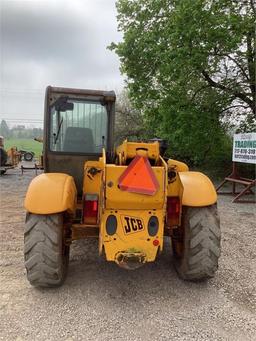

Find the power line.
xmin=0 ymin=119 xmax=43 ymax=124
xmin=0 ymin=115 xmax=43 ymax=117
xmin=0 ymin=114 xmax=43 ymax=117
xmin=0 ymin=112 xmax=43 ymax=115
xmin=0 ymin=88 xmax=44 ymax=94
xmin=0 ymin=114 xmax=43 ymax=120
xmin=0 ymin=88 xmax=45 ymax=98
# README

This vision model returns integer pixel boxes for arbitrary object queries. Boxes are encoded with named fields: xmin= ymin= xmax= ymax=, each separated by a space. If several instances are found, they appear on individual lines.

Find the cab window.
xmin=50 ymin=98 xmax=108 ymax=153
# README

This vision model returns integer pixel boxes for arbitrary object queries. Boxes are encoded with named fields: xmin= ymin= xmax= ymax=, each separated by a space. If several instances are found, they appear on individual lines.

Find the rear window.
xmin=50 ymin=99 xmax=108 ymax=153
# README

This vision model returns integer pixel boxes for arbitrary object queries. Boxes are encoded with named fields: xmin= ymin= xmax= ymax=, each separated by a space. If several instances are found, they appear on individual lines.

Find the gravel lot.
xmin=0 ymin=167 xmax=255 ymax=341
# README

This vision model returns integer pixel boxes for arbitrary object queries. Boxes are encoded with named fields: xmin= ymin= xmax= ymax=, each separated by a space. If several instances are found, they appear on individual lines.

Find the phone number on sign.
xmin=234 ymin=148 xmax=255 ymax=154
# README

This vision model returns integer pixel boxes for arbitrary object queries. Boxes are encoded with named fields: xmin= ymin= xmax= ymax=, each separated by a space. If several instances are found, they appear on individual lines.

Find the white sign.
xmin=232 ymin=132 xmax=256 ymax=164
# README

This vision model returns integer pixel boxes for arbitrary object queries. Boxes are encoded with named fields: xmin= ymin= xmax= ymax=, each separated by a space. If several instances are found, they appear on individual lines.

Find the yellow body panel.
xmin=116 ymin=140 xmax=160 ymax=164
xmin=168 ymin=159 xmax=189 ymax=172
xmin=179 ymin=171 xmax=217 ymax=206
xmin=83 ymin=160 xmax=104 ymax=196
xmin=167 ymin=172 xmax=183 ymax=198
xmin=7 ymin=147 xmax=20 ymax=166
xmin=105 ymin=165 xmax=165 ymax=209
xmin=100 ymin=209 xmax=164 ymax=262
xmin=24 ymin=173 xmax=77 ymax=214
xmin=83 ymin=160 xmax=105 ymax=224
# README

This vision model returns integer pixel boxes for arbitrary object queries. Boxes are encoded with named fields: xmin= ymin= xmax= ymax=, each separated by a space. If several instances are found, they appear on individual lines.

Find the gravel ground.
xmin=0 ymin=167 xmax=255 ymax=341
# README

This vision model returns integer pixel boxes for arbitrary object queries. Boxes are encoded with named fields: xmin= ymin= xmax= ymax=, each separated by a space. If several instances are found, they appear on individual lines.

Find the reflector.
xmin=106 ymin=215 xmax=117 ymax=235
xmin=153 ymin=239 xmax=159 ymax=246
xmin=148 ymin=216 xmax=159 ymax=236
xmin=118 ymin=156 xmax=159 ymax=195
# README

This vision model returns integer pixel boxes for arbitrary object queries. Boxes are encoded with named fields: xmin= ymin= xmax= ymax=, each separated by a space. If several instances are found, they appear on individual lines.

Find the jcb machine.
xmin=24 ymin=86 xmax=221 ymax=287
xmin=0 ymin=136 xmax=20 ymax=175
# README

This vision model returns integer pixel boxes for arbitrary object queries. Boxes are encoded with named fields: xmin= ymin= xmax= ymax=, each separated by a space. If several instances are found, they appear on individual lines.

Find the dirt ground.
xmin=0 ymin=167 xmax=255 ymax=341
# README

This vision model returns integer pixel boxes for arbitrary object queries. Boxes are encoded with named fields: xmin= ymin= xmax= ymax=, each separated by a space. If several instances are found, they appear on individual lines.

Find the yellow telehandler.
xmin=24 ymin=86 xmax=221 ymax=287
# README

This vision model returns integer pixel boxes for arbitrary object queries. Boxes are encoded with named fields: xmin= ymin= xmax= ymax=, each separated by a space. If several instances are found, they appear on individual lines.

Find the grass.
xmin=4 ymin=138 xmax=43 ymax=157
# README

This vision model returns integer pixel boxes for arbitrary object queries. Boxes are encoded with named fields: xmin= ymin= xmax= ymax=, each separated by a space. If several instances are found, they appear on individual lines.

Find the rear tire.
xmin=172 ymin=205 xmax=221 ymax=281
xmin=24 ymin=213 xmax=70 ymax=287
xmin=24 ymin=152 xmax=34 ymax=161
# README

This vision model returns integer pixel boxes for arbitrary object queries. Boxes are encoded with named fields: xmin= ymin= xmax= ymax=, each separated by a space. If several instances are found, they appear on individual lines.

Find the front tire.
xmin=172 ymin=205 xmax=221 ymax=281
xmin=24 ymin=213 xmax=70 ymax=287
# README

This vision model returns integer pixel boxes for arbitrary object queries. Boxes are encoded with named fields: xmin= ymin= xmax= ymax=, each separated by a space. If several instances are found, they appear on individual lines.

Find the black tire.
xmin=24 ymin=152 xmax=34 ymax=161
xmin=24 ymin=213 xmax=70 ymax=287
xmin=172 ymin=205 xmax=221 ymax=281
xmin=0 ymin=169 xmax=6 ymax=175
xmin=0 ymin=148 xmax=7 ymax=166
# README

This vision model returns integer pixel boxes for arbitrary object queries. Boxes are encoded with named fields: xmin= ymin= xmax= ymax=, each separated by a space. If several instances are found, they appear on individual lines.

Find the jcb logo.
xmin=121 ymin=215 xmax=144 ymax=234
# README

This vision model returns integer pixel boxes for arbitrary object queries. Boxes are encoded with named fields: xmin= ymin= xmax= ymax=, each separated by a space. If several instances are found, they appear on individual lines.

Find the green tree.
xmin=110 ymin=0 xmax=255 ymax=164
xmin=0 ymin=120 xmax=11 ymax=138
xmin=115 ymin=89 xmax=145 ymax=144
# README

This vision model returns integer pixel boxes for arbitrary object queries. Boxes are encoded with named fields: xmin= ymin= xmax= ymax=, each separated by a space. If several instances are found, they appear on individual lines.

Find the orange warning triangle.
xmin=118 ymin=155 xmax=159 ymax=195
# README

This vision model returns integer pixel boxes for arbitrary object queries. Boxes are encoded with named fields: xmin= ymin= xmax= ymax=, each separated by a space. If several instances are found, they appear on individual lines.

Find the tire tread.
xmin=24 ymin=213 xmax=69 ymax=287
xmin=173 ymin=205 xmax=221 ymax=281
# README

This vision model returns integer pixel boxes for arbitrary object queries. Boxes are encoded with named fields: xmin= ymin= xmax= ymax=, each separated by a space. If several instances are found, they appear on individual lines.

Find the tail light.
xmin=83 ymin=194 xmax=98 ymax=224
xmin=167 ymin=196 xmax=180 ymax=226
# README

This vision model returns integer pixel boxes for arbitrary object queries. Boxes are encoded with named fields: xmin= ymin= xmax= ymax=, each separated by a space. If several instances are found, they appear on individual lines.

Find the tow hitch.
xmin=115 ymin=250 xmax=146 ymax=270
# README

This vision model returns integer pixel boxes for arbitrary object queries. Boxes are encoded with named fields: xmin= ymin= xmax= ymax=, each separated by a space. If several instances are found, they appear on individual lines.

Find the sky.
xmin=0 ymin=0 xmax=124 ymax=127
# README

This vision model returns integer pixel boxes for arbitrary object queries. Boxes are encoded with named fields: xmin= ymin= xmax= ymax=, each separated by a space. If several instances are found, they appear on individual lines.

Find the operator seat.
xmin=63 ymin=127 xmax=95 ymax=153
